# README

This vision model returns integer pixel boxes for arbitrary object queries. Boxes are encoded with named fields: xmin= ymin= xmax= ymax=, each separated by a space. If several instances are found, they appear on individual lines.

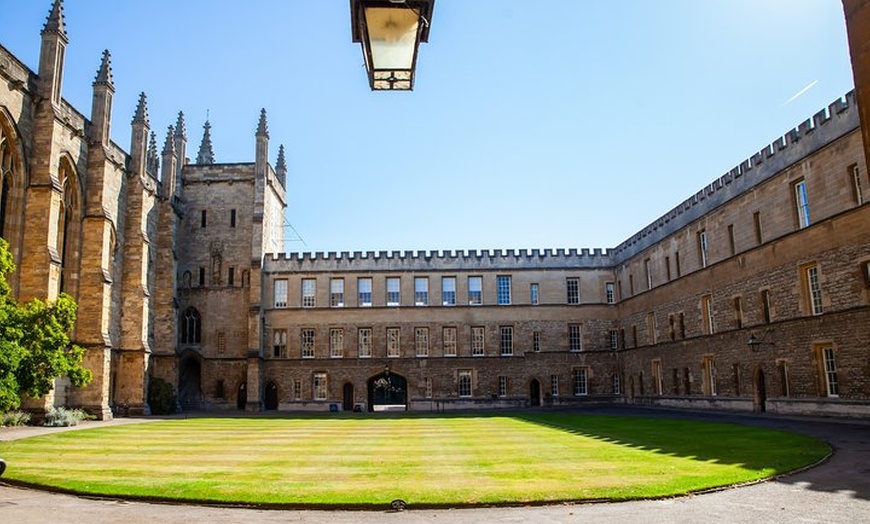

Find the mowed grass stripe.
xmin=0 ymin=414 xmax=828 ymax=506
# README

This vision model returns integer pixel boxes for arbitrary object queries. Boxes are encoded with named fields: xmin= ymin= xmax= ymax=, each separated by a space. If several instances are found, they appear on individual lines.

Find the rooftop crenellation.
xmin=611 ymin=90 xmax=859 ymax=263
xmin=265 ymin=248 xmax=614 ymax=272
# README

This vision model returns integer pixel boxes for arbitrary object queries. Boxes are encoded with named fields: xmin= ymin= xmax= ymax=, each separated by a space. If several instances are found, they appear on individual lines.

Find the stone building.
xmin=0 ymin=1 xmax=868 ymax=418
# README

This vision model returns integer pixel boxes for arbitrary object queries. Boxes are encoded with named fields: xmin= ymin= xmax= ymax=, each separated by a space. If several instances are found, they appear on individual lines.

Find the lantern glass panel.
xmin=364 ymin=7 xmax=419 ymax=70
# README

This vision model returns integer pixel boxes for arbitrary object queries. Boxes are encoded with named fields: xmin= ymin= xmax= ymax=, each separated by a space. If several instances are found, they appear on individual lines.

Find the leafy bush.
xmin=1 ymin=410 xmax=31 ymax=426
xmin=148 ymin=377 xmax=177 ymax=415
xmin=43 ymin=406 xmax=93 ymax=427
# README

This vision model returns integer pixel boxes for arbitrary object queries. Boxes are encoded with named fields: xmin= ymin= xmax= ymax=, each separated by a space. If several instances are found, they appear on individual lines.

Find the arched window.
xmin=180 ymin=307 xmax=202 ymax=344
xmin=56 ymin=160 xmax=80 ymax=295
xmin=0 ymin=119 xmax=22 ymax=245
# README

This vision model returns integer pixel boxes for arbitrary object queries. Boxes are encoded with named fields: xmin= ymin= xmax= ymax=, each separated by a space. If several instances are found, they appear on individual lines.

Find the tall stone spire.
xmin=256 ymin=108 xmax=269 ymax=138
xmin=41 ymin=0 xmax=68 ymax=40
xmin=147 ymin=131 xmax=159 ymax=175
xmin=161 ymin=125 xmax=178 ymax=199
xmin=174 ymin=111 xmax=187 ymax=140
xmin=196 ymin=119 xmax=215 ymax=164
xmin=163 ymin=125 xmax=176 ymax=155
xmin=38 ymin=0 xmax=68 ymax=106
xmin=93 ymin=49 xmax=113 ymax=87
xmin=132 ymin=92 xmax=149 ymax=125
xmin=130 ymin=92 xmax=150 ymax=179
xmin=276 ymin=144 xmax=287 ymax=187
xmin=174 ymin=111 xmax=187 ymax=167
xmin=255 ymin=109 xmax=269 ymax=181
xmin=90 ymin=50 xmax=115 ymax=146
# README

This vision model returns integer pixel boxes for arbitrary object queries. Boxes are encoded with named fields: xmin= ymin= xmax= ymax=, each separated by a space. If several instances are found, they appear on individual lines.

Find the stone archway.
xmin=237 ymin=382 xmax=247 ymax=410
xmin=178 ymin=357 xmax=202 ymax=410
xmin=754 ymin=368 xmax=767 ymax=413
xmin=264 ymin=381 xmax=278 ymax=410
xmin=529 ymin=379 xmax=541 ymax=406
xmin=367 ymin=370 xmax=407 ymax=412
xmin=343 ymin=382 xmax=354 ymax=411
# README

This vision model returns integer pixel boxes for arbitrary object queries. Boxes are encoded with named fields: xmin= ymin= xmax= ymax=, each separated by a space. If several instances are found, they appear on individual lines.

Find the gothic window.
xmin=56 ymin=160 xmax=80 ymax=295
xmin=180 ymin=307 xmax=201 ymax=344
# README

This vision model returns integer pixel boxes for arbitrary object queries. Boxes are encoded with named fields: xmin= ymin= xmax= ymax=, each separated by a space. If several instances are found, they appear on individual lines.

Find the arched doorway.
xmin=178 ymin=357 xmax=202 ymax=410
xmin=367 ymin=370 xmax=407 ymax=412
xmin=754 ymin=368 xmax=767 ymax=413
xmin=237 ymin=382 xmax=247 ymax=410
xmin=264 ymin=381 xmax=278 ymax=410
xmin=343 ymin=383 xmax=354 ymax=411
xmin=529 ymin=379 xmax=541 ymax=406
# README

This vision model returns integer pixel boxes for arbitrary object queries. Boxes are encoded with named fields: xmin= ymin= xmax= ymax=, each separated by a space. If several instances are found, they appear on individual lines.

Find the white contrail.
xmin=781 ymin=80 xmax=819 ymax=106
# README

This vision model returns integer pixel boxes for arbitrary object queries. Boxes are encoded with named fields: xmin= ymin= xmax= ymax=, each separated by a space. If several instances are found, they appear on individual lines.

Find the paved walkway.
xmin=0 ymin=407 xmax=868 ymax=523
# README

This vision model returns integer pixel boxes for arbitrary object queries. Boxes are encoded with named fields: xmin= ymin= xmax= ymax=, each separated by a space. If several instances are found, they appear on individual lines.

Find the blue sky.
xmin=2 ymin=1 xmax=856 ymax=253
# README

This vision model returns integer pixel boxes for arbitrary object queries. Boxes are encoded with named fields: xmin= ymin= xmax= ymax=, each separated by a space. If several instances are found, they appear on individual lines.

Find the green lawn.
xmin=0 ymin=413 xmax=829 ymax=507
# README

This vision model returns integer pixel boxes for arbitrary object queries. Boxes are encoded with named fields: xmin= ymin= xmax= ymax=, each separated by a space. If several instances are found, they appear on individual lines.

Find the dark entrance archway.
xmin=754 ymin=368 xmax=767 ymax=413
xmin=529 ymin=379 xmax=541 ymax=406
xmin=237 ymin=382 xmax=247 ymax=411
xmin=367 ymin=370 xmax=407 ymax=412
xmin=343 ymin=383 xmax=354 ymax=411
xmin=264 ymin=381 xmax=278 ymax=410
xmin=178 ymin=357 xmax=202 ymax=410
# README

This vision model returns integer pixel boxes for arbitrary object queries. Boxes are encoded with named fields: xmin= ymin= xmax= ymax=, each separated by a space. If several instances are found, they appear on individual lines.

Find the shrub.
xmin=1 ymin=410 xmax=31 ymax=426
xmin=43 ymin=406 xmax=93 ymax=427
xmin=148 ymin=377 xmax=177 ymax=415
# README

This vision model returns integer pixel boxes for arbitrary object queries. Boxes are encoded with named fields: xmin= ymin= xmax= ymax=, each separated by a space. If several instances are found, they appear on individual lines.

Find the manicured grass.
xmin=0 ymin=413 xmax=829 ymax=507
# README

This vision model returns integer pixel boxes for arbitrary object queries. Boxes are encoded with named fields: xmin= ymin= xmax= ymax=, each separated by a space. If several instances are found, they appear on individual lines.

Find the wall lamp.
xmin=350 ymin=0 xmax=434 ymax=90
xmin=747 ymin=330 xmax=776 ymax=352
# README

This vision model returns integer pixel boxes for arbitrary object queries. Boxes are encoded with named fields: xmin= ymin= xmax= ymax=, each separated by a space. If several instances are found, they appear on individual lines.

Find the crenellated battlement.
xmin=264 ymin=247 xmax=614 ymax=272
xmin=611 ymin=90 xmax=860 ymax=263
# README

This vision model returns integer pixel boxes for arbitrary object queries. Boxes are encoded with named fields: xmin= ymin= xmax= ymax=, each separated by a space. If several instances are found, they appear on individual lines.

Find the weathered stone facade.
xmin=0 ymin=1 xmax=868 ymax=419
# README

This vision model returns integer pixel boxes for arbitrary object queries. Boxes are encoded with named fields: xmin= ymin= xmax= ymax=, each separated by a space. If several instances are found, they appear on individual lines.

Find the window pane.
xmin=497 ymin=276 xmax=511 ymax=305
xmin=302 ymin=279 xmax=316 ymax=308
xmin=442 ymin=277 xmax=456 ymax=306
xmin=387 ymin=278 xmax=400 ymax=306
xmin=468 ymin=276 xmax=482 ymax=305
xmin=358 ymin=278 xmax=372 ymax=307
xmin=274 ymin=279 xmax=288 ymax=308
xmin=414 ymin=277 xmax=429 ymax=306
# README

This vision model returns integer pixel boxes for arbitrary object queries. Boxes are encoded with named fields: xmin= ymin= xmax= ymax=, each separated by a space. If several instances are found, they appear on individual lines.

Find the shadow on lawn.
xmin=264 ymin=406 xmax=863 ymax=502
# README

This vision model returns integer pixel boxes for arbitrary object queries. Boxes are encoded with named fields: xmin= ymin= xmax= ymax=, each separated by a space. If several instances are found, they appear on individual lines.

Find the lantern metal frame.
xmin=350 ymin=0 xmax=435 ymax=91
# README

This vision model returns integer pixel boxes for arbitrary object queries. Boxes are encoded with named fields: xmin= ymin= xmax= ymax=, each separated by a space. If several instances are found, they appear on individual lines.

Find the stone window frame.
xmin=441 ymin=276 xmax=456 ymax=306
xmin=301 ymin=329 xmax=315 ymax=358
xmin=497 ymin=376 xmax=507 ymax=397
xmin=468 ymin=276 xmax=483 ymax=305
xmin=497 ymin=275 xmax=512 ymax=305
xmin=273 ymin=279 xmax=288 ymax=308
xmin=358 ymin=327 xmax=372 ymax=358
xmin=568 ymin=323 xmax=582 ymax=352
xmin=793 ymin=178 xmax=811 ymax=229
xmin=530 ymin=282 xmax=539 ymax=305
xmin=817 ymin=344 xmax=839 ymax=397
xmin=313 ymin=372 xmax=328 ymax=401
xmin=499 ymin=325 xmax=513 ymax=356
xmin=471 ymin=326 xmax=485 ymax=356
xmin=566 ymin=277 xmax=580 ymax=304
xmin=415 ymin=327 xmax=429 ymax=357
xmin=301 ymin=278 xmax=316 ymax=308
xmin=386 ymin=277 xmax=401 ymax=307
xmin=272 ymin=329 xmax=287 ymax=358
xmin=458 ymin=370 xmax=472 ymax=398
xmin=442 ymin=326 xmax=457 ymax=356
xmin=573 ymin=368 xmax=588 ymax=396
xmin=386 ymin=327 xmax=401 ymax=357
xmin=329 ymin=328 xmax=343 ymax=358
xmin=358 ymin=277 xmax=373 ymax=307
xmin=414 ymin=277 xmax=429 ymax=306
xmin=801 ymin=263 xmax=824 ymax=316
xmin=329 ymin=278 xmax=344 ymax=308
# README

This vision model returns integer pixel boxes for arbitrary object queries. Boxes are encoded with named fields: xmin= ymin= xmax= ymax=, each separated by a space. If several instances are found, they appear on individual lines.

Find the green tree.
xmin=0 ymin=238 xmax=92 ymax=412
